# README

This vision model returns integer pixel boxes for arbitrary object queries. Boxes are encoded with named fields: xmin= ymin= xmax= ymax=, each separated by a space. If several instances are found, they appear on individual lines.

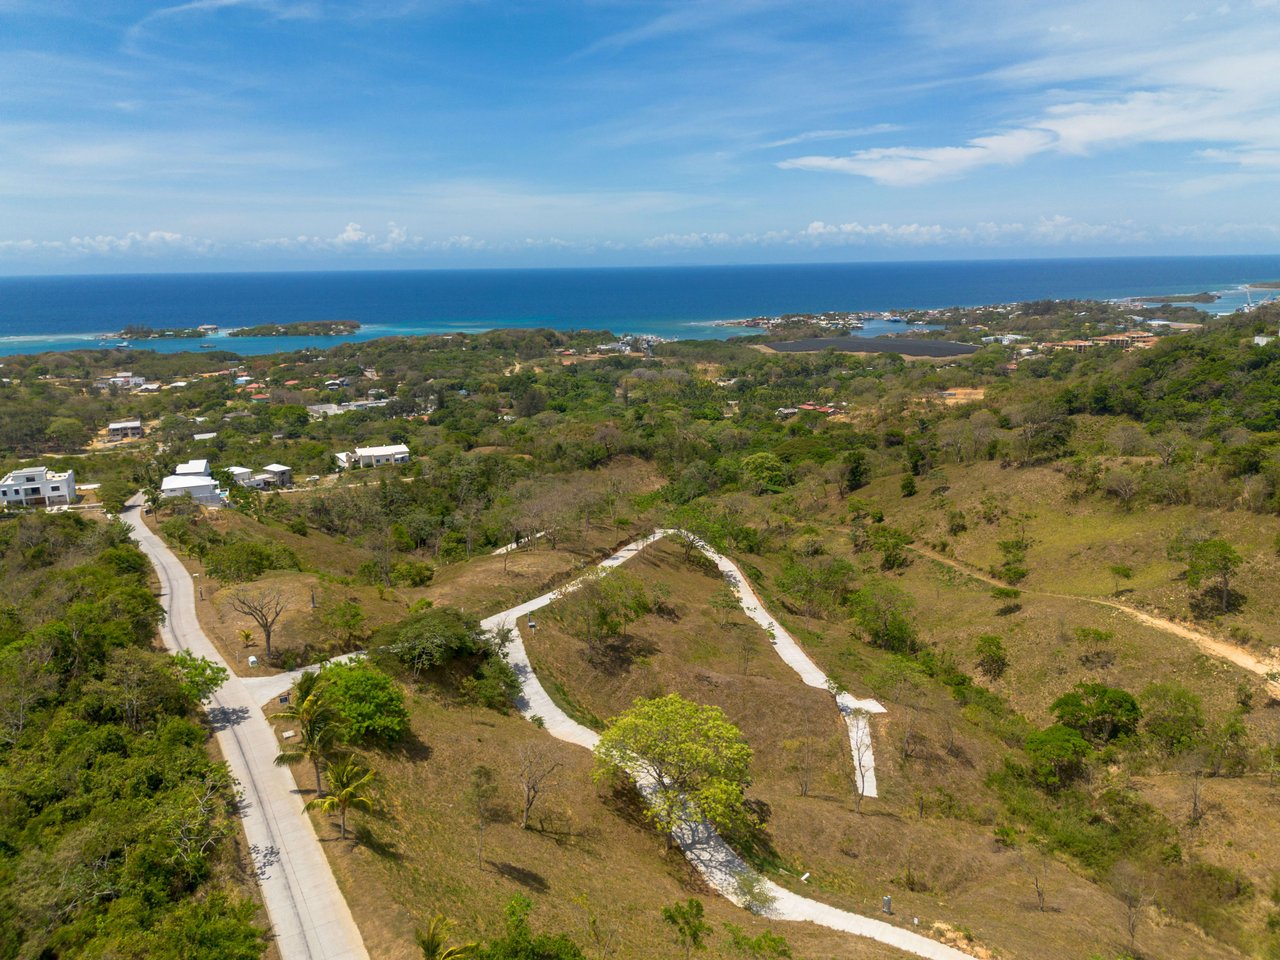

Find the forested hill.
xmin=1047 ymin=306 xmax=1280 ymax=431
xmin=0 ymin=513 xmax=264 ymax=959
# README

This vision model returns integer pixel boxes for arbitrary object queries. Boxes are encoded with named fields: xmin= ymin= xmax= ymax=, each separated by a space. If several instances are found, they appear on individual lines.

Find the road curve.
xmin=123 ymin=502 xmax=369 ymax=960
xmin=484 ymin=529 xmax=971 ymax=960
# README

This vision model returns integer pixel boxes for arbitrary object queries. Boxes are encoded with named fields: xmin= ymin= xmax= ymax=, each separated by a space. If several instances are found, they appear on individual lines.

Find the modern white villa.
xmin=338 ymin=444 xmax=411 ymax=469
xmin=160 ymin=458 xmax=222 ymax=504
xmin=226 ymin=463 xmax=293 ymax=489
xmin=0 ymin=466 xmax=76 ymax=507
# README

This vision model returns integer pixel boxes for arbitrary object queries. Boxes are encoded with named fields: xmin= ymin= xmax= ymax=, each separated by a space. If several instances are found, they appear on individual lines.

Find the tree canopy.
xmin=593 ymin=694 xmax=755 ymax=839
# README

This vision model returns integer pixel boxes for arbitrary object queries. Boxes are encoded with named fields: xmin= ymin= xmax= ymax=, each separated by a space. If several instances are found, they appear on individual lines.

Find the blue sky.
xmin=2 ymin=0 xmax=1279 ymax=273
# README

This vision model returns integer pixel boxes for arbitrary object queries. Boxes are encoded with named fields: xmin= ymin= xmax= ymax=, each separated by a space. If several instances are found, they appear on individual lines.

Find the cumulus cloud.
xmin=0 ymin=230 xmax=215 ymax=258
xmin=777 ymin=1 xmax=1280 ymax=187
xmin=3 ymin=214 xmax=1277 ymax=268
xmin=780 ymin=129 xmax=1054 ymax=186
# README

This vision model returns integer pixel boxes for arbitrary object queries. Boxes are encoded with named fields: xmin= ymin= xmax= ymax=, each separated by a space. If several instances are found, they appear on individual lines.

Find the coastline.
xmin=1 ymin=256 xmax=1278 ymax=358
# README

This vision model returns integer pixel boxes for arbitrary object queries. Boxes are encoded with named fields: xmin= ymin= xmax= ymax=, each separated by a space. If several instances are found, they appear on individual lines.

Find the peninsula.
xmin=228 ymin=320 xmax=361 ymax=337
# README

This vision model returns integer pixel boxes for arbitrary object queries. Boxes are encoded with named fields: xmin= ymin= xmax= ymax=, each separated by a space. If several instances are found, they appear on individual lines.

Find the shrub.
xmin=324 ymin=661 xmax=409 ymax=746
xmin=975 ymin=634 xmax=1009 ymax=680
xmin=1024 ymin=724 xmax=1091 ymax=790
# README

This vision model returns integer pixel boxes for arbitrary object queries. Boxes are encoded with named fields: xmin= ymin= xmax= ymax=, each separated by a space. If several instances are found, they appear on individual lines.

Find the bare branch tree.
xmin=849 ymin=708 xmax=874 ymax=814
xmin=228 ymin=587 xmax=289 ymax=657
xmin=516 ymin=742 xmax=561 ymax=830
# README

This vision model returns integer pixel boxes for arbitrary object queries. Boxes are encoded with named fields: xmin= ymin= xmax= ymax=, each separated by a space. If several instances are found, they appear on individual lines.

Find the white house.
xmin=225 ymin=466 xmax=262 ymax=489
xmin=0 ymin=466 xmax=76 ymax=507
xmin=335 ymin=451 xmax=355 ymax=470
xmin=352 ymin=444 xmax=411 ymax=468
xmin=263 ymin=464 xmax=293 ymax=486
xmin=174 ymin=458 xmax=211 ymax=476
xmin=160 ymin=474 xmax=222 ymax=504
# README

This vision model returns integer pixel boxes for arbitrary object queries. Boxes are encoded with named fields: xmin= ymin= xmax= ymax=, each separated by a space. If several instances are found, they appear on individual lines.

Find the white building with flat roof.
xmin=352 ymin=444 xmax=411 ymax=468
xmin=174 ymin=458 xmax=211 ymax=476
xmin=160 ymin=474 xmax=222 ymax=504
xmin=107 ymin=419 xmax=144 ymax=441
xmin=0 ymin=466 xmax=76 ymax=507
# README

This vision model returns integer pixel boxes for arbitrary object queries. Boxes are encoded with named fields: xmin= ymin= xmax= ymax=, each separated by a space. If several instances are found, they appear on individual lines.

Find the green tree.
xmin=171 ymin=650 xmax=229 ymax=704
xmin=45 ymin=415 xmax=88 ymax=451
xmin=1184 ymin=538 xmax=1243 ymax=612
xmin=473 ymin=895 xmax=586 ymax=960
xmin=848 ymin=582 xmax=918 ymax=654
xmin=274 ymin=684 xmax=345 ymax=792
xmin=324 ymin=660 xmax=409 ymax=746
xmin=552 ymin=567 xmax=650 ymax=663
xmin=320 ymin=599 xmax=368 ymax=646
xmin=661 ymin=899 xmax=712 ymax=959
xmin=974 ymin=634 xmax=1009 ymax=680
xmin=139 ymin=892 xmax=267 ymax=960
xmin=723 ymin=923 xmax=792 ymax=958
xmin=1024 ymin=724 xmax=1091 ymax=790
xmin=305 ymin=754 xmax=376 ymax=839
xmin=593 ymin=694 xmax=755 ymax=841
xmin=416 ymin=915 xmax=477 ymax=959
xmin=839 ymin=448 xmax=870 ymax=493
xmin=900 ymin=474 xmax=917 ymax=497
xmin=868 ymin=525 xmax=912 ymax=570
xmin=1050 ymin=683 xmax=1142 ymax=745
xmin=1108 ymin=563 xmax=1134 ymax=595
xmin=384 ymin=605 xmax=488 ymax=679
xmin=1141 ymin=682 xmax=1205 ymax=756
xmin=740 ymin=452 xmax=788 ymax=494
xmin=85 ymin=646 xmax=185 ymax=732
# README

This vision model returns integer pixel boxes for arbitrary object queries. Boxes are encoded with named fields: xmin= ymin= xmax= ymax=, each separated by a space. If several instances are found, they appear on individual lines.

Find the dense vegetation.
xmin=0 ymin=513 xmax=263 ymax=959
xmin=5 ymin=299 xmax=1280 ymax=957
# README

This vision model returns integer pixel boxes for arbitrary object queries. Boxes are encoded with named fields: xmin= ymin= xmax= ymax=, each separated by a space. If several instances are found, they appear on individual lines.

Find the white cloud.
xmin=779 ymin=129 xmax=1054 ymax=186
xmin=759 ymin=125 xmax=903 ymax=149
xmin=779 ymin=0 xmax=1280 ymax=187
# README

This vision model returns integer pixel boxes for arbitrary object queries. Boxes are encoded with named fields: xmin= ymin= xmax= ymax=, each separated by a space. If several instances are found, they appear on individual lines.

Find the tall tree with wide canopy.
xmin=593 ymin=694 xmax=755 ymax=841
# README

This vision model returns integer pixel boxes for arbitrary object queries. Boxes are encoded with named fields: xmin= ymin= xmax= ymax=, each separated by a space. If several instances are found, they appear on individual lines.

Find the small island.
xmin=1136 ymin=292 xmax=1218 ymax=304
xmin=115 ymin=323 xmax=211 ymax=339
xmin=228 ymin=320 xmax=361 ymax=338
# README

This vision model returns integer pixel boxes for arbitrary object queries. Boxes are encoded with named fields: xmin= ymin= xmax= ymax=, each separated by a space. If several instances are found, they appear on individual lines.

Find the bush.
xmin=390 ymin=559 xmax=434 ymax=587
xmin=1024 ymin=724 xmax=1091 ymax=790
xmin=205 ymin=539 xmax=299 ymax=582
xmin=324 ymin=661 xmax=409 ymax=746
xmin=975 ymin=634 xmax=1009 ymax=680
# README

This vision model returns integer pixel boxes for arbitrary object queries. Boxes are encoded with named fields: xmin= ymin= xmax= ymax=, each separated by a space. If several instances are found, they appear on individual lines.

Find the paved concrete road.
xmin=124 ymin=503 xmax=369 ymax=960
xmin=484 ymin=530 xmax=970 ymax=960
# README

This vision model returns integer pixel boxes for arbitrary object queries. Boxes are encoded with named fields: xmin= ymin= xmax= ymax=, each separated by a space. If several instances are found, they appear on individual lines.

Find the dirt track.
xmin=910 ymin=545 xmax=1280 ymax=695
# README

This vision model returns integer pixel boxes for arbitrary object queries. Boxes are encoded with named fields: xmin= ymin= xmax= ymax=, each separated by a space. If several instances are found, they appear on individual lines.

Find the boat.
xmin=199 ymin=342 xmax=216 ymax=348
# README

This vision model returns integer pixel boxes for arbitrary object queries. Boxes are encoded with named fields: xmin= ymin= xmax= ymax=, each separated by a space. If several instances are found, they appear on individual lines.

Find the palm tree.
xmin=274 ymin=683 xmax=344 ymax=792
xmin=305 ymin=755 xmax=376 ymax=840
xmin=414 ymin=915 xmax=477 ymax=960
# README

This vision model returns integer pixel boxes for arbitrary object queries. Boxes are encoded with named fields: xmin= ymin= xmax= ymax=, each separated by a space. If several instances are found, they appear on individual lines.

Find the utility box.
xmin=248 ymin=655 xmax=259 ymax=668
xmin=882 ymin=896 xmax=892 ymax=915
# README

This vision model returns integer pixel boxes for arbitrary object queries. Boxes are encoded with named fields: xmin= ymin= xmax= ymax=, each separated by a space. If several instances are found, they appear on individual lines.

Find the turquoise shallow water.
xmin=0 ymin=256 xmax=1277 ymax=356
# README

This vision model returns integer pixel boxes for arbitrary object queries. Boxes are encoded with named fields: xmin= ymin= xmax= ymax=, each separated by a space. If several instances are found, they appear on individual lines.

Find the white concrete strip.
xmin=124 ymin=501 xmax=369 ymax=960
xmin=491 ymin=531 xmax=547 ymax=555
xmin=243 ymin=652 xmax=368 ymax=704
xmin=483 ymin=529 xmax=968 ymax=960
xmin=654 ymin=529 xmax=885 ymax=798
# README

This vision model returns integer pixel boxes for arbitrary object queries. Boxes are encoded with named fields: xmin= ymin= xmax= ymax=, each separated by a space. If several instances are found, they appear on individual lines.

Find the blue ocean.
xmin=1 ymin=255 xmax=1278 ymax=357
